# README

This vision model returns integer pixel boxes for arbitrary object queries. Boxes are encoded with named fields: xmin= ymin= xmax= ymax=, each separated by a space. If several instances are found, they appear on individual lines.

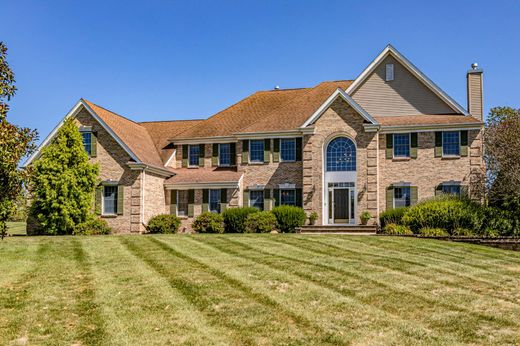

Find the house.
xmin=25 ymin=45 xmax=485 ymax=233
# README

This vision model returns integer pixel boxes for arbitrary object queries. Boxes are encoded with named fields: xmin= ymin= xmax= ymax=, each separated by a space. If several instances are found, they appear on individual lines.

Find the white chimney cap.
xmin=274 ymin=85 xmax=280 ymax=90
xmin=471 ymin=62 xmax=479 ymax=70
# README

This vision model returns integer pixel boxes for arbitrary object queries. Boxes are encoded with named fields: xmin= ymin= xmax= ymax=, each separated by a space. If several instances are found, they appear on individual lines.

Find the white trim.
xmin=249 ymin=139 xmax=264 ymax=164
xmin=392 ymin=185 xmax=412 ymax=209
xmin=140 ymin=170 xmax=145 ymax=224
xmin=392 ymin=133 xmax=412 ymax=159
xmin=165 ymin=181 xmax=240 ymax=190
xmin=235 ymin=130 xmax=310 ymax=139
xmin=301 ymin=88 xmax=377 ymax=128
xmin=101 ymin=185 xmax=118 ymax=217
xmin=127 ymin=162 xmax=173 ymax=177
xmin=247 ymin=184 xmax=266 ymax=190
xmin=172 ymin=136 xmax=237 ymax=145
xmin=218 ymin=143 xmax=231 ymax=167
xmin=375 ymin=132 xmax=380 ymax=224
xmin=441 ymin=130 xmax=461 ymax=158
xmin=346 ymin=44 xmax=469 ymax=116
xmin=187 ymin=144 xmax=200 ymax=168
xmin=279 ymin=138 xmax=297 ymax=162
xmin=23 ymin=99 xmax=140 ymax=167
xmin=368 ymin=123 xmax=483 ymax=134
xmin=278 ymin=183 xmax=296 ymax=189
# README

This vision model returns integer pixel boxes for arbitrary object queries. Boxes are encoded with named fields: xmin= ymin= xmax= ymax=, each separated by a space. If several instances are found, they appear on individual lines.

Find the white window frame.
xmin=392 ymin=133 xmax=411 ymax=158
xmin=279 ymin=188 xmax=296 ymax=206
xmin=393 ymin=185 xmax=411 ymax=209
xmin=249 ymin=140 xmax=264 ymax=164
xmin=248 ymin=189 xmax=264 ymax=210
xmin=102 ymin=184 xmax=118 ymax=216
xmin=176 ymin=190 xmax=189 ymax=217
xmin=442 ymin=131 xmax=461 ymax=158
xmin=209 ymin=189 xmax=221 ymax=213
xmin=188 ymin=144 xmax=200 ymax=167
xmin=80 ymin=131 xmax=92 ymax=157
xmin=280 ymin=138 xmax=296 ymax=162
xmin=386 ymin=63 xmax=394 ymax=81
xmin=218 ymin=143 xmax=231 ymax=167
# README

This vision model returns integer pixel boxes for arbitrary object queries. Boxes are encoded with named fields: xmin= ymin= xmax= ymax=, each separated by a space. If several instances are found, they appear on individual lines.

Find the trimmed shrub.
xmin=222 ymin=207 xmax=258 ymax=233
xmin=74 ymin=218 xmax=111 ymax=235
xmin=192 ymin=212 xmax=224 ymax=233
xmin=379 ymin=207 xmax=408 ymax=228
xmin=308 ymin=211 xmax=318 ymax=225
xmin=271 ymin=205 xmax=306 ymax=233
xmin=244 ymin=211 xmax=277 ymax=233
xmin=381 ymin=223 xmax=413 ymax=235
xmin=452 ymin=227 xmax=475 ymax=236
xmin=147 ymin=214 xmax=181 ymax=234
xmin=418 ymin=228 xmax=449 ymax=237
xmin=402 ymin=196 xmax=484 ymax=234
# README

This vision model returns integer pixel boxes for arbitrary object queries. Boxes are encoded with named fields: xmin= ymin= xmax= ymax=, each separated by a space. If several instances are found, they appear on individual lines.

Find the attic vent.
xmin=385 ymin=64 xmax=394 ymax=81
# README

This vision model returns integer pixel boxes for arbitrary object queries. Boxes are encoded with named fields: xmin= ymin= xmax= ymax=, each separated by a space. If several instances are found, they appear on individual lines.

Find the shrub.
xmin=418 ymin=227 xmax=449 ymax=237
xmin=147 ymin=214 xmax=181 ymax=234
xmin=222 ymin=207 xmax=258 ymax=233
xmin=381 ymin=223 xmax=413 ymax=235
xmin=452 ymin=227 xmax=475 ymax=236
xmin=74 ymin=218 xmax=111 ymax=235
xmin=308 ymin=211 xmax=318 ymax=225
xmin=244 ymin=211 xmax=277 ymax=233
xmin=360 ymin=211 xmax=372 ymax=224
xmin=401 ymin=196 xmax=484 ymax=234
xmin=271 ymin=205 xmax=306 ymax=233
xmin=192 ymin=212 xmax=224 ymax=233
xmin=379 ymin=207 xmax=408 ymax=228
xmin=481 ymin=207 xmax=514 ymax=236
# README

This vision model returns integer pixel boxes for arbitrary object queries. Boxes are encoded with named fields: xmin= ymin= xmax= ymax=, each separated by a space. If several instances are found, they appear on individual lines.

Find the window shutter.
xmin=295 ymin=138 xmax=302 ymax=161
xmin=170 ymin=190 xmax=177 ymax=215
xmin=242 ymin=140 xmax=249 ymax=164
xmin=410 ymin=186 xmax=418 ymax=206
xmin=202 ymin=189 xmax=209 ymax=212
xmin=90 ymin=132 xmax=97 ymax=158
xmin=95 ymin=186 xmax=102 ymax=215
xmin=188 ymin=189 xmax=195 ymax=217
xmin=220 ymin=188 xmax=228 ymax=212
xmin=199 ymin=144 xmax=205 ymax=167
xmin=386 ymin=134 xmax=393 ymax=159
xmin=243 ymin=190 xmax=249 ymax=207
xmin=410 ymin=133 xmax=418 ymax=159
xmin=435 ymin=184 xmax=443 ymax=196
xmin=460 ymin=130 xmax=468 ymax=157
xmin=263 ymin=189 xmax=272 ymax=211
xmin=273 ymin=139 xmax=280 ymax=162
xmin=435 ymin=132 xmax=443 ymax=157
xmin=274 ymin=189 xmax=280 ymax=207
xmin=212 ymin=143 xmax=219 ymax=166
xmin=461 ymin=185 xmax=469 ymax=198
xmin=386 ymin=186 xmax=394 ymax=210
xmin=230 ymin=143 xmax=236 ymax=166
xmin=117 ymin=185 xmax=124 ymax=215
xmin=182 ymin=145 xmax=188 ymax=167
xmin=296 ymin=188 xmax=303 ymax=207
xmin=264 ymin=139 xmax=270 ymax=163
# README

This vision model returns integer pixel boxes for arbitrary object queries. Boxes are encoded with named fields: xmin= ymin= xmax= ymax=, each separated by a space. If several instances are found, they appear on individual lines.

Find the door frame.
xmin=327 ymin=184 xmax=356 ymax=225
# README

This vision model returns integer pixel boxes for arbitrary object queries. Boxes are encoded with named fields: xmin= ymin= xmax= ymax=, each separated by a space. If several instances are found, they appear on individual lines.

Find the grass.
xmin=6 ymin=222 xmax=26 ymax=236
xmin=1 ymin=235 xmax=520 ymax=345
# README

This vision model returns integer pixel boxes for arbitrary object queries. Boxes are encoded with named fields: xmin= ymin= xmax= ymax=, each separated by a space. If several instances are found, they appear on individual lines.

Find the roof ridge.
xmin=139 ymin=119 xmax=204 ymax=124
xmin=82 ymin=99 xmax=143 ymax=126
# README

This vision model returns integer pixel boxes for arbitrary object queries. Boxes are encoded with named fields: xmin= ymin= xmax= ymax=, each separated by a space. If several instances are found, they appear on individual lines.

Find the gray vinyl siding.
xmin=351 ymin=56 xmax=456 ymax=116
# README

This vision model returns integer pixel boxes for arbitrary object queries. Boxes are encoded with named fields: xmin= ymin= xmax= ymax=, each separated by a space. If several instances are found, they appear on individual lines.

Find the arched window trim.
xmin=326 ymin=137 xmax=356 ymax=172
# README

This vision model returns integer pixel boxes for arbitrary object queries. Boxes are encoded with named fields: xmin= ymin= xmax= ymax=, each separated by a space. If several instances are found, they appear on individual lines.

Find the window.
xmin=249 ymin=140 xmax=264 ymax=163
xmin=326 ymin=137 xmax=356 ymax=171
xmin=103 ymin=185 xmax=118 ymax=215
xmin=209 ymin=189 xmax=221 ymax=213
xmin=177 ymin=190 xmax=189 ymax=216
xmin=280 ymin=189 xmax=296 ymax=206
xmin=442 ymin=131 xmax=460 ymax=156
xmin=189 ymin=145 xmax=200 ymax=166
xmin=219 ymin=143 xmax=231 ymax=166
xmin=249 ymin=190 xmax=264 ymax=210
xmin=280 ymin=138 xmax=296 ymax=161
xmin=442 ymin=184 xmax=461 ymax=196
xmin=394 ymin=186 xmax=411 ymax=208
xmin=81 ymin=132 xmax=92 ymax=156
xmin=393 ymin=133 xmax=410 ymax=158
xmin=386 ymin=64 xmax=394 ymax=81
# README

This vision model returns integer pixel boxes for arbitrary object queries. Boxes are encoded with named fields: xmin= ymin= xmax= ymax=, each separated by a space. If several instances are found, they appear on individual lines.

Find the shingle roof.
xmin=374 ymin=114 xmax=482 ymax=126
xmin=164 ymin=167 xmax=243 ymax=185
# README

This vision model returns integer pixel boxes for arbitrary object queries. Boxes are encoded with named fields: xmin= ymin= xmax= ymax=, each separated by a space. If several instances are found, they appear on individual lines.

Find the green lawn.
xmin=6 ymin=222 xmax=26 ymax=236
xmin=1 ymin=235 xmax=520 ymax=345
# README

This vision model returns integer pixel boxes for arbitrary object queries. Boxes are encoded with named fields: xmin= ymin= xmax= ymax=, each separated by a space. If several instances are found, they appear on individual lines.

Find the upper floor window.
xmin=280 ymin=138 xmax=296 ymax=162
xmin=249 ymin=140 xmax=264 ymax=163
xmin=393 ymin=134 xmax=410 ymax=158
xmin=386 ymin=64 xmax=394 ymax=81
xmin=209 ymin=189 xmax=221 ymax=213
xmin=103 ymin=185 xmax=118 ymax=215
xmin=442 ymin=184 xmax=461 ymax=196
xmin=189 ymin=145 xmax=200 ymax=167
xmin=249 ymin=190 xmax=264 ymax=210
xmin=442 ymin=131 xmax=460 ymax=156
xmin=219 ymin=143 xmax=231 ymax=166
xmin=326 ymin=137 xmax=356 ymax=172
xmin=81 ymin=132 xmax=92 ymax=156
xmin=280 ymin=189 xmax=296 ymax=206
xmin=394 ymin=186 xmax=411 ymax=208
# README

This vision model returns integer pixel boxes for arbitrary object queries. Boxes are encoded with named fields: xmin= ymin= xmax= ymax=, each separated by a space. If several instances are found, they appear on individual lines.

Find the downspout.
xmin=376 ymin=131 xmax=380 ymax=226
xmin=140 ymin=169 xmax=146 ymax=227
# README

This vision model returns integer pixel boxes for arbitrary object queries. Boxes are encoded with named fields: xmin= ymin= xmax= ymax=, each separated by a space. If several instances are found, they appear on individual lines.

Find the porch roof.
xmin=164 ymin=167 xmax=243 ymax=189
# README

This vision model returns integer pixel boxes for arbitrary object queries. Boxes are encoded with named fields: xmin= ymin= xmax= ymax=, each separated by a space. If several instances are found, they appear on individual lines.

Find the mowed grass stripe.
xmin=224 ymin=235 xmax=519 ymax=343
xmin=82 ymin=236 xmax=231 ymax=345
xmin=120 ymin=236 xmax=337 ymax=345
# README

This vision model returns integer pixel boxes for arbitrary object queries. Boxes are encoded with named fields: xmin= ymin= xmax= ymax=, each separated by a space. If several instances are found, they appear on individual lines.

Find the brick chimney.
xmin=467 ymin=63 xmax=484 ymax=120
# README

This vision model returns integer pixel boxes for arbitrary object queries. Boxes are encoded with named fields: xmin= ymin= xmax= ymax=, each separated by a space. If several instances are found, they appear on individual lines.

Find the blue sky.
xmin=2 ymin=0 xmax=519 ymax=141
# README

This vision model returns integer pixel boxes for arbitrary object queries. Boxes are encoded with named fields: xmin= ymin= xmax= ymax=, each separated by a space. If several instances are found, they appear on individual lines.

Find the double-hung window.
xmin=393 ymin=134 xmax=410 ymax=158
xmin=441 ymin=184 xmax=461 ymax=196
xmin=177 ymin=190 xmax=189 ymax=216
xmin=188 ymin=145 xmax=200 ymax=167
xmin=249 ymin=140 xmax=264 ymax=163
xmin=103 ymin=185 xmax=118 ymax=215
xmin=280 ymin=189 xmax=296 ymax=206
xmin=442 ymin=131 xmax=460 ymax=156
xmin=81 ymin=132 xmax=92 ymax=156
xmin=394 ymin=186 xmax=411 ymax=208
xmin=219 ymin=143 xmax=231 ymax=166
xmin=249 ymin=190 xmax=264 ymax=210
xmin=209 ymin=189 xmax=221 ymax=213
xmin=280 ymin=138 xmax=296 ymax=162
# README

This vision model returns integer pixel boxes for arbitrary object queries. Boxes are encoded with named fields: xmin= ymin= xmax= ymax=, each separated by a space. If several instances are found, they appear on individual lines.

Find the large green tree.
xmin=30 ymin=118 xmax=99 ymax=234
xmin=0 ymin=42 xmax=37 ymax=239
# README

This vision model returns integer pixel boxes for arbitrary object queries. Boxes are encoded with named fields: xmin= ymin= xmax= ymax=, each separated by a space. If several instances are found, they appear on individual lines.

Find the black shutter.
xmin=295 ymin=188 xmax=303 ymax=207
xmin=386 ymin=134 xmax=393 ymax=159
xmin=199 ymin=144 xmax=205 ymax=167
xmin=460 ymin=130 xmax=468 ymax=157
xmin=242 ymin=140 xmax=249 ymax=164
xmin=295 ymin=138 xmax=302 ymax=161
xmin=435 ymin=132 xmax=443 ymax=157
xmin=410 ymin=133 xmax=418 ymax=159
xmin=230 ymin=143 xmax=236 ymax=166
xmin=182 ymin=145 xmax=188 ymax=167
xmin=212 ymin=143 xmax=219 ymax=166
xmin=274 ymin=189 xmax=280 ymax=206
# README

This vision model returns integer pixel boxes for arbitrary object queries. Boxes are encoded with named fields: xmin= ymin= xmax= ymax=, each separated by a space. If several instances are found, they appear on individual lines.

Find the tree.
xmin=0 ymin=42 xmax=37 ymax=239
xmin=30 ymin=118 xmax=99 ymax=234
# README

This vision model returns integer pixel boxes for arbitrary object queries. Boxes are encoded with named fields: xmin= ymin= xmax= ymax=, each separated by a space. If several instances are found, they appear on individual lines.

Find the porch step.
xmin=297 ymin=225 xmax=377 ymax=234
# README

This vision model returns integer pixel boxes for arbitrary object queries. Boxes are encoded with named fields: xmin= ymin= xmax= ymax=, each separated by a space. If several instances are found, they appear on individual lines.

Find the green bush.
xmin=222 ymin=207 xmax=258 ymax=233
xmin=379 ymin=207 xmax=408 ymax=228
xmin=74 ymin=218 xmax=111 ymax=235
xmin=381 ymin=223 xmax=413 ymax=235
xmin=418 ymin=228 xmax=449 ymax=237
xmin=244 ymin=211 xmax=277 ymax=233
xmin=482 ymin=207 xmax=514 ymax=236
xmin=452 ymin=227 xmax=475 ymax=236
xmin=308 ymin=211 xmax=318 ymax=225
xmin=192 ymin=212 xmax=224 ymax=233
xmin=147 ymin=214 xmax=181 ymax=234
xmin=402 ymin=196 xmax=484 ymax=234
xmin=271 ymin=205 xmax=306 ymax=233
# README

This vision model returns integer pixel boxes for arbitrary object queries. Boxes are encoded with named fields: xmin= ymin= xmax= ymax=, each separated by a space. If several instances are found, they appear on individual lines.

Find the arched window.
xmin=326 ymin=137 xmax=356 ymax=171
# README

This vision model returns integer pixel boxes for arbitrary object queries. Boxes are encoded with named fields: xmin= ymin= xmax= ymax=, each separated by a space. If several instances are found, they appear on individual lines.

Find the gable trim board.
xmin=346 ymin=44 xmax=469 ymax=116
xmin=364 ymin=122 xmax=484 ymax=133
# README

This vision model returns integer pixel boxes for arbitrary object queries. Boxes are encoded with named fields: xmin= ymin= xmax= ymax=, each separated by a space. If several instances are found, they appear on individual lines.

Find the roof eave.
xmin=367 ymin=122 xmax=484 ymax=134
